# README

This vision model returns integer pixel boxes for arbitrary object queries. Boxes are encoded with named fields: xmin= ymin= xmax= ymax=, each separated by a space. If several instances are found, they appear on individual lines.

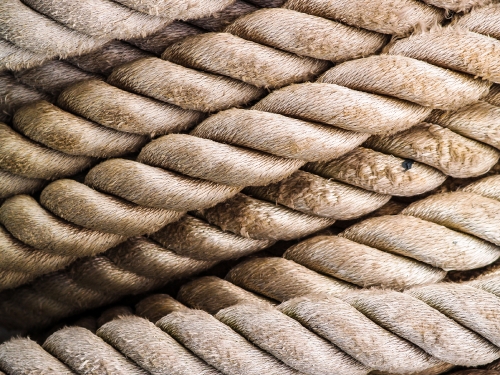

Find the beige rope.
xmin=127 ymin=21 xmax=202 ymax=55
xmin=2 ymin=20 xmax=203 ymax=113
xmin=428 ymin=102 xmax=500 ymax=151
xmin=67 ymin=41 xmax=151 ymax=76
xmin=455 ymin=3 xmax=500 ymax=38
xmin=0 ymin=195 xmax=125 ymax=257
xmin=2 ymin=166 xmax=499 ymax=325
xmin=244 ymin=170 xmax=391 ymax=219
xmin=0 ymin=123 xmax=95 ymax=180
xmin=14 ymin=101 xmax=147 ymax=158
xmin=0 ymin=0 xmax=107 ymax=59
xmin=0 ymin=72 xmax=50 ymax=122
xmin=96 ymin=306 xmax=133 ymax=328
xmin=305 ymin=147 xmax=447 ymax=196
xmin=178 ymin=276 xmax=274 ymax=315
xmin=319 ymin=54 xmax=490 ymax=110
xmin=13 ymin=60 xmax=101 ymax=96
xmin=59 ymin=80 xmax=203 ymax=135
xmin=226 ymin=8 xmax=387 ymax=61
xmin=190 ymin=0 xmax=258 ymax=32
xmin=196 ymin=193 xmax=335 ymax=240
xmin=108 ymin=57 xmax=265 ymax=112
xmin=424 ymin=0 xmax=492 ymax=12
xmin=43 ymin=326 xmax=148 ymax=374
xmin=136 ymin=294 xmax=190 ymax=322
xmin=364 ymin=122 xmax=500 ymax=178
xmin=0 ymin=171 xmax=45 ymax=204
xmin=2 ymin=0 xmax=500 ymax=320
xmin=40 ymin=180 xmax=184 ymax=236
xmin=0 ymin=338 xmax=74 ymax=374
xmin=0 ymin=0 xmax=233 ymax=71
xmin=97 ymin=316 xmax=222 ymax=375
xmin=387 ymin=27 xmax=500 ymax=83
xmin=283 ymin=0 xmax=444 ymax=35
xmin=6 ymin=266 xmax=500 ymax=374
xmin=178 ymin=275 xmax=500 ymax=372
xmin=157 ymin=309 xmax=302 ymax=375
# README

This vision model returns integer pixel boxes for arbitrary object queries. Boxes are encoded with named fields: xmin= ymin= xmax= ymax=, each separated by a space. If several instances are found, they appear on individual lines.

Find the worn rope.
xmin=1 ymin=174 xmax=500 ymax=330
xmin=4 ymin=266 xmax=500 ymax=374
xmin=0 ymin=0 xmax=500 ymax=306
xmin=0 ymin=0 xmax=235 ymax=71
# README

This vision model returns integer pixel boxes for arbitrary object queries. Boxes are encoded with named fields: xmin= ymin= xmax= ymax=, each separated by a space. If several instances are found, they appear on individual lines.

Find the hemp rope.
xmin=2 ymin=1 xmax=500 ymax=374
xmin=225 ymin=177 xmax=500 ymax=292
xmin=4 ymin=266 xmax=500 ymax=375
xmin=1 ymin=2 xmax=262 ymax=117
xmin=2 ymin=173 xmax=500 ymax=331
xmin=0 ymin=0 xmax=237 ymax=71
xmin=0 ymin=0 xmax=500 ymax=308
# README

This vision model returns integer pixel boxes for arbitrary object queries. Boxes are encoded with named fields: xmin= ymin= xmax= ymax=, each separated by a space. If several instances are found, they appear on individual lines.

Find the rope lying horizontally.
xmin=2 ymin=0 xmax=500 ymax=296
xmin=4 ymin=259 xmax=500 ymax=375
xmin=1 ymin=172 xmax=500 ymax=332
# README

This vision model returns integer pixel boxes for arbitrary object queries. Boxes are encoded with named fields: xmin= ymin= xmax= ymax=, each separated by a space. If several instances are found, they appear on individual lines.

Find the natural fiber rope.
xmin=4 ymin=267 xmax=500 ymax=375
xmin=176 ymin=274 xmax=500 ymax=372
xmin=0 ymin=0 xmax=500 ymax=302
xmin=0 ymin=0 xmax=500 ymax=326
xmin=0 ymin=0 xmax=235 ymax=70
xmin=1 ymin=174 xmax=500 ymax=331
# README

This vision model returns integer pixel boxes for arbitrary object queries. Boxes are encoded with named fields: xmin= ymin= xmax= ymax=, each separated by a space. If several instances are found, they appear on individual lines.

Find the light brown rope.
xmin=0 ymin=144 xmax=498 ymax=326
xmin=0 ymin=0 xmax=500 ymax=324
xmin=0 ymin=338 xmax=74 ymax=374
xmin=283 ymin=0 xmax=445 ymax=35
xmin=319 ymin=54 xmax=490 ymax=110
xmin=97 ymin=316 xmax=222 ymax=375
xmin=190 ymin=0 xmax=258 ymax=32
xmin=0 ymin=0 xmax=234 ymax=71
xmin=7 ymin=269 xmax=500 ymax=374
xmin=43 ymin=326 xmax=148 ymax=374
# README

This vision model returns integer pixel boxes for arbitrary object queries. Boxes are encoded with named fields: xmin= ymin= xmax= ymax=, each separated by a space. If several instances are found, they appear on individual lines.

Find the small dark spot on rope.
xmin=402 ymin=159 xmax=414 ymax=171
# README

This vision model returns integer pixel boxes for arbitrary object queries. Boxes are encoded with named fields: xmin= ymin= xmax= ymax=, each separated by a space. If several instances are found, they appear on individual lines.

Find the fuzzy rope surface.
xmin=0 ymin=0 xmax=496 ymax=340
xmin=0 ymin=0 xmax=500 ymax=308
xmin=4 ymin=265 xmax=500 ymax=374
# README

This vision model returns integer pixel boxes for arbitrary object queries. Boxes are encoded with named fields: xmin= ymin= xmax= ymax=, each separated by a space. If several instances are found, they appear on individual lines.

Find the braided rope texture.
xmin=2 ymin=0 xmax=500 ymax=334
xmin=4 ymin=259 xmax=500 ymax=374
xmin=2 ymin=1 xmax=500 ymax=371
xmin=2 ymin=0 xmax=500 ymax=295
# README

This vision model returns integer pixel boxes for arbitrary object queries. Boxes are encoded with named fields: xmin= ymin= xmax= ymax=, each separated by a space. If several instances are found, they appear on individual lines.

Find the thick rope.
xmin=0 ymin=0 xmax=234 ymax=70
xmin=5 ymin=268 xmax=500 ymax=374
xmin=1 ymin=175 xmax=500 ymax=330
xmin=0 ymin=0 xmax=430 ymax=286
xmin=1 ymin=0 xmax=500 ymax=317
xmin=0 ymin=25 xmax=496 ymax=296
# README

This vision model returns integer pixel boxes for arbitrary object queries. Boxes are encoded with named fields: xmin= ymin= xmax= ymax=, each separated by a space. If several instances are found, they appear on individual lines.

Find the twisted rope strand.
xmin=2 ymin=138 xmax=498 ymax=324
xmin=0 ymin=0 xmax=233 ymax=70
xmin=0 ymin=0 xmax=500 ymax=312
xmin=7 ymin=269 xmax=500 ymax=374
xmin=0 ymin=0 xmax=400 ymax=288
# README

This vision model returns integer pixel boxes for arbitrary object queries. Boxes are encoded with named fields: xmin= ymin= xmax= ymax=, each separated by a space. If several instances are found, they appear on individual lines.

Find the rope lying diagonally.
xmin=1 ymin=172 xmax=500 ymax=332
xmin=0 ymin=0 xmax=237 ymax=71
xmin=0 ymin=1 xmax=270 ymax=121
xmin=5 ymin=262 xmax=500 ymax=375
xmin=2 ymin=0 xmax=500 ymax=297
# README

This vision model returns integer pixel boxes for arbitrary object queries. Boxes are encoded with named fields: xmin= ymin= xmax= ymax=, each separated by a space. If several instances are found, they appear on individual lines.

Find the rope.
xmin=2 ymin=0 xmax=498 ymax=326
xmin=1 ymin=175 xmax=500 ymax=331
xmin=0 ymin=0 xmax=234 ymax=70
xmin=5 ymin=268 xmax=500 ymax=374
